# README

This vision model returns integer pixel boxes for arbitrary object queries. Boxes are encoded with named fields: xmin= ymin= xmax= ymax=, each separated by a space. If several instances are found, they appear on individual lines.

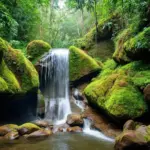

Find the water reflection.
xmin=0 ymin=133 xmax=114 ymax=150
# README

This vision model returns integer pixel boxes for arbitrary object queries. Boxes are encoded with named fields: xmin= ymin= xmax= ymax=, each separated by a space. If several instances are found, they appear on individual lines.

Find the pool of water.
xmin=0 ymin=133 xmax=114 ymax=150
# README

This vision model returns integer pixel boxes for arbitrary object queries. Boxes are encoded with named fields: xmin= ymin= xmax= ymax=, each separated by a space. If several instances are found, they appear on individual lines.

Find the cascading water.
xmin=40 ymin=49 xmax=71 ymax=124
xmin=83 ymin=119 xmax=114 ymax=142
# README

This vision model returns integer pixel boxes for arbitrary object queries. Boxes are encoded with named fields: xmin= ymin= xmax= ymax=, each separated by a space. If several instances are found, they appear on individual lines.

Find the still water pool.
xmin=0 ymin=133 xmax=114 ymax=150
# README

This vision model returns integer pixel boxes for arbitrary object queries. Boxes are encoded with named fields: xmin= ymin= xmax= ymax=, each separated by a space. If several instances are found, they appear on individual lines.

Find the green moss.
xmin=0 ymin=60 xmax=21 ymax=93
xmin=124 ymin=27 xmax=150 ymax=60
xmin=27 ymin=40 xmax=51 ymax=64
xmin=19 ymin=123 xmax=40 ymax=130
xmin=84 ymin=61 xmax=148 ymax=119
xmin=105 ymin=85 xmax=146 ymax=118
xmin=5 ymin=124 xmax=19 ymax=131
xmin=0 ymin=38 xmax=8 ymax=63
xmin=69 ymin=46 xmax=102 ymax=81
xmin=0 ymin=37 xmax=39 ymax=94
xmin=113 ymin=27 xmax=133 ymax=63
xmin=0 ymin=77 xmax=8 ymax=92
xmin=120 ymin=61 xmax=150 ymax=87
xmin=76 ymin=13 xmax=120 ymax=50
xmin=113 ymin=27 xmax=150 ymax=63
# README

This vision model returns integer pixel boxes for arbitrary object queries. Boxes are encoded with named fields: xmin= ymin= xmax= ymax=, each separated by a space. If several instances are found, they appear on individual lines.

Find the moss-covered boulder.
xmin=18 ymin=123 xmax=40 ymax=135
xmin=0 ymin=38 xmax=39 ymax=94
xmin=69 ymin=46 xmax=102 ymax=82
xmin=84 ymin=60 xmax=149 ymax=120
xmin=27 ymin=40 xmax=51 ymax=64
xmin=77 ymin=13 xmax=121 ymax=50
xmin=76 ymin=14 xmax=121 ymax=61
xmin=0 ymin=124 xmax=19 ymax=136
xmin=113 ymin=27 xmax=150 ymax=63
xmin=115 ymin=121 xmax=150 ymax=150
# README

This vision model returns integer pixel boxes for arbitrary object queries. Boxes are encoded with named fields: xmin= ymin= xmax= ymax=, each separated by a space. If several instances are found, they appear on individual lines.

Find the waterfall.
xmin=40 ymin=49 xmax=71 ymax=124
xmin=83 ymin=119 xmax=114 ymax=142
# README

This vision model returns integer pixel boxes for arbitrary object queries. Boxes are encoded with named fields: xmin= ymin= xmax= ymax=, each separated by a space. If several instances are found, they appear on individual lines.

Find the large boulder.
xmin=69 ymin=46 xmax=102 ymax=83
xmin=0 ymin=124 xmax=18 ymax=136
xmin=27 ymin=40 xmax=51 ymax=64
xmin=18 ymin=123 xmax=40 ymax=135
xmin=113 ymin=27 xmax=150 ymax=63
xmin=115 ymin=121 xmax=150 ymax=150
xmin=0 ymin=38 xmax=39 ymax=94
xmin=84 ymin=60 xmax=149 ymax=120
xmin=0 ymin=38 xmax=39 ymax=122
xmin=76 ymin=13 xmax=121 ymax=50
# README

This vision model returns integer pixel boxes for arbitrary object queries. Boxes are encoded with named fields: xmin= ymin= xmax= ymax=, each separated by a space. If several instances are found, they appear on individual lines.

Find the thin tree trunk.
xmin=94 ymin=0 xmax=98 ymax=43
xmin=49 ymin=0 xmax=54 ymax=44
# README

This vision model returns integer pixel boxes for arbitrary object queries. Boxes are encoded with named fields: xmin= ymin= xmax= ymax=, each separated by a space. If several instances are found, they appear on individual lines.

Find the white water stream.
xmin=83 ymin=119 xmax=114 ymax=142
xmin=40 ymin=49 xmax=71 ymax=125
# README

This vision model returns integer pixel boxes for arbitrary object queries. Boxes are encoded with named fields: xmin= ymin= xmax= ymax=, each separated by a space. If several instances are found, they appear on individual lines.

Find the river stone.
xmin=123 ymin=120 xmax=136 ymax=131
xmin=67 ymin=126 xmax=82 ymax=132
xmin=18 ymin=123 xmax=41 ymax=135
xmin=4 ymin=130 xmax=19 ymax=140
xmin=24 ymin=128 xmax=52 ymax=139
xmin=115 ymin=124 xmax=150 ymax=150
xmin=33 ymin=120 xmax=49 ymax=128
xmin=67 ymin=114 xmax=84 ymax=127
xmin=0 ymin=124 xmax=19 ymax=136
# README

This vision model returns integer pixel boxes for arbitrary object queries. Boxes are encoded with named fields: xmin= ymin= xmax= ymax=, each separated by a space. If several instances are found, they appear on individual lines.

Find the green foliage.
xmin=0 ymin=2 xmax=18 ymax=40
xmin=26 ymin=40 xmax=51 ymax=64
xmin=0 ymin=0 xmax=50 ymax=41
xmin=69 ymin=46 xmax=102 ymax=81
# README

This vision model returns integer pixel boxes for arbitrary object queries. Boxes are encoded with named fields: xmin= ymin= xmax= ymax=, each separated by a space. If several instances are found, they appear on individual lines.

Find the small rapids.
xmin=83 ymin=119 xmax=115 ymax=142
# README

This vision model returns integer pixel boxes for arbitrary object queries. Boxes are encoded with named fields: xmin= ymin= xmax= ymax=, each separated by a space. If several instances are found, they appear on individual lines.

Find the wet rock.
xmin=144 ymin=84 xmax=150 ymax=102
xmin=18 ymin=123 xmax=41 ymax=135
xmin=0 ymin=124 xmax=19 ymax=136
xmin=67 ymin=114 xmax=84 ymax=127
xmin=4 ymin=130 xmax=19 ymax=140
xmin=115 ymin=124 xmax=150 ymax=150
xmin=73 ymin=89 xmax=84 ymax=101
xmin=123 ymin=120 xmax=136 ymax=131
xmin=115 ymin=130 xmax=148 ymax=150
xmin=24 ymin=128 xmax=52 ymax=139
xmin=33 ymin=120 xmax=49 ymax=128
xmin=67 ymin=126 xmax=82 ymax=132
xmin=83 ymin=107 xmax=121 ymax=138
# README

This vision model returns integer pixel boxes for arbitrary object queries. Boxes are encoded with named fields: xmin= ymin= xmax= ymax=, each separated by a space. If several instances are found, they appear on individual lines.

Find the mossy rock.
xmin=84 ymin=60 xmax=149 ymax=120
xmin=0 ymin=37 xmax=39 ymax=94
xmin=18 ymin=123 xmax=41 ymax=135
xmin=69 ymin=46 xmax=102 ymax=82
xmin=76 ymin=13 xmax=121 ymax=50
xmin=124 ymin=27 xmax=150 ymax=61
xmin=113 ymin=27 xmax=150 ymax=63
xmin=26 ymin=40 xmax=51 ymax=64
xmin=0 ymin=124 xmax=19 ymax=136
